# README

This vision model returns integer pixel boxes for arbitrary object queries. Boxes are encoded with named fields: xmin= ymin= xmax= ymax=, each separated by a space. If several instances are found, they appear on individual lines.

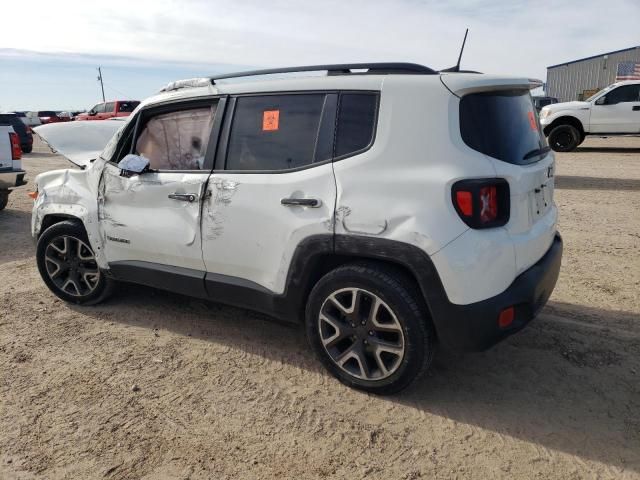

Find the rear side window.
xmin=118 ymin=101 xmax=139 ymax=113
xmin=335 ymin=93 xmax=378 ymax=158
xmin=460 ymin=90 xmax=546 ymax=165
xmin=226 ymin=94 xmax=326 ymax=171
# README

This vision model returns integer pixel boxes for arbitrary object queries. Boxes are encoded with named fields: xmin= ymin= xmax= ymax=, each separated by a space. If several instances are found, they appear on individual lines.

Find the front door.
xmin=590 ymin=84 xmax=640 ymax=133
xmin=201 ymin=93 xmax=338 ymax=295
xmin=100 ymin=99 xmax=222 ymax=289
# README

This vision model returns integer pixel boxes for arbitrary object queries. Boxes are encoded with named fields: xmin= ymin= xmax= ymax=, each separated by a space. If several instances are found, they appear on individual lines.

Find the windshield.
xmin=586 ymin=85 xmax=615 ymax=102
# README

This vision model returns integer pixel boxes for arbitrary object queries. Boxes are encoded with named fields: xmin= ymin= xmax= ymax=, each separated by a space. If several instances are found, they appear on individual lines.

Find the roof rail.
xmin=208 ymin=63 xmax=437 ymax=84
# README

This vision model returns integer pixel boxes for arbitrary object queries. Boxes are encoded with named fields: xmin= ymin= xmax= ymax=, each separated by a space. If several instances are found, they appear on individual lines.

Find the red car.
xmin=76 ymin=100 xmax=140 ymax=121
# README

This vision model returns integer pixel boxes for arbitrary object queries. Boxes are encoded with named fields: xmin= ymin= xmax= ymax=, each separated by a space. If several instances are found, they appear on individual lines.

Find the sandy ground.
xmin=1 ymin=136 xmax=639 ymax=479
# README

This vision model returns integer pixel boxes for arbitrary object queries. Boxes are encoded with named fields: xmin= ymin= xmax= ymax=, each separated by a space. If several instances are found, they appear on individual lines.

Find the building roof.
xmin=547 ymin=45 xmax=640 ymax=70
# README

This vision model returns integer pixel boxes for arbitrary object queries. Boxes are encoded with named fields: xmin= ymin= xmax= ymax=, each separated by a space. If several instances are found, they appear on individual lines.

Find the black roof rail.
xmin=208 ymin=63 xmax=437 ymax=84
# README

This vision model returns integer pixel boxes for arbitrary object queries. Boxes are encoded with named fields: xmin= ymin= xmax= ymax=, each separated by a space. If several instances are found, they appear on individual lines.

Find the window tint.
xmin=135 ymin=106 xmax=215 ymax=170
xmin=38 ymin=111 xmax=57 ymax=117
xmin=605 ymin=85 xmax=640 ymax=104
xmin=118 ymin=101 xmax=140 ymax=113
xmin=460 ymin=90 xmax=546 ymax=165
xmin=94 ymin=104 xmax=106 ymax=114
xmin=335 ymin=93 xmax=377 ymax=157
xmin=104 ymin=102 xmax=115 ymax=113
xmin=226 ymin=94 xmax=326 ymax=171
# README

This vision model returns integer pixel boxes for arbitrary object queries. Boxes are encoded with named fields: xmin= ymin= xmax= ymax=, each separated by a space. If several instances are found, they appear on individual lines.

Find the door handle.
xmin=281 ymin=197 xmax=321 ymax=208
xmin=633 ymin=106 xmax=640 ymax=111
xmin=168 ymin=193 xmax=198 ymax=203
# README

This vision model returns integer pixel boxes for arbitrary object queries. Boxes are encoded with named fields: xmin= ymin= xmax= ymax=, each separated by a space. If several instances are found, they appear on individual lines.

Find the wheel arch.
xmin=543 ymin=115 xmax=585 ymax=137
xmin=285 ymin=235 xmax=446 ymax=333
xmin=39 ymin=213 xmax=83 ymax=238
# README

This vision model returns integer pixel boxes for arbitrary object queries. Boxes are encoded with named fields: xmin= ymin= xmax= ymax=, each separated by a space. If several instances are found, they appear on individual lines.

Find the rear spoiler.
xmin=34 ymin=119 xmax=125 ymax=168
xmin=441 ymin=74 xmax=543 ymax=97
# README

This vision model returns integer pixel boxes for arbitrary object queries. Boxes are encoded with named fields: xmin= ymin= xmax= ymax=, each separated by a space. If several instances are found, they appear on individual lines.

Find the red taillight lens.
xmin=452 ymin=179 xmax=509 ymax=229
xmin=455 ymin=191 xmax=473 ymax=217
xmin=9 ymin=132 xmax=22 ymax=160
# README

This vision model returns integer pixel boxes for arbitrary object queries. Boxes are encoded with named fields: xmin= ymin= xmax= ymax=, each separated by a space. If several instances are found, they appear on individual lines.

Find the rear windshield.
xmin=118 ymin=101 xmax=140 ymax=113
xmin=460 ymin=90 xmax=547 ymax=165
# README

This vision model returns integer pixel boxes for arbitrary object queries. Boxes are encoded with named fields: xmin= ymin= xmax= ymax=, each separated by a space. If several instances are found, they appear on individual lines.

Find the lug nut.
xmin=350 ymin=323 xmax=355 ymax=328
xmin=368 ymin=331 xmax=374 ymax=336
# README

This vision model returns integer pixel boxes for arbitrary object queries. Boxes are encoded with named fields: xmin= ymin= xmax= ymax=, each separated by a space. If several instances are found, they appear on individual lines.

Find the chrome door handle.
xmin=168 ymin=193 xmax=199 ymax=203
xmin=281 ymin=197 xmax=321 ymax=208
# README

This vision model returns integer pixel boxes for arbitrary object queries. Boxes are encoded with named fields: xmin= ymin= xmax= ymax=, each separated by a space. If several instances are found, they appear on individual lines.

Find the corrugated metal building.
xmin=546 ymin=46 xmax=640 ymax=102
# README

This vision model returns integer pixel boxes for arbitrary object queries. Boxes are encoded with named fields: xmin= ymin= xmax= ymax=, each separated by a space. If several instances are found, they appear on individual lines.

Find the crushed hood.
xmin=34 ymin=119 xmax=126 ymax=168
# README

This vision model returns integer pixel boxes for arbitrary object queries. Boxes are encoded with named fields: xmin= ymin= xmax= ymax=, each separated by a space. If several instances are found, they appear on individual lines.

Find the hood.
xmin=34 ymin=119 xmax=125 ymax=168
xmin=542 ymin=101 xmax=590 ymax=113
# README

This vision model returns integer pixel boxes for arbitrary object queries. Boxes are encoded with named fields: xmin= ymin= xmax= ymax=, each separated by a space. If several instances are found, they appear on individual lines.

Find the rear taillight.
xmin=9 ymin=132 xmax=22 ymax=160
xmin=452 ymin=179 xmax=510 ymax=228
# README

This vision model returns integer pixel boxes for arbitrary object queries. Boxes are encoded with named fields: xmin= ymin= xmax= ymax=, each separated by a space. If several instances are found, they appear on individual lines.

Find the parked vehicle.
xmin=0 ymin=113 xmax=33 ymax=153
xmin=75 ymin=100 xmax=140 ymax=121
xmin=540 ymin=80 xmax=640 ymax=152
xmin=38 ymin=111 xmax=65 ymax=124
xmin=532 ymin=96 xmax=558 ymax=111
xmin=23 ymin=112 xmax=42 ymax=128
xmin=31 ymin=63 xmax=562 ymax=394
xmin=0 ymin=125 xmax=27 ymax=210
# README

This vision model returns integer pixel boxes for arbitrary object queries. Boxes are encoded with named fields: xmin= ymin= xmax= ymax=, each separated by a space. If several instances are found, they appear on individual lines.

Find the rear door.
xmin=200 ymin=93 xmax=337 ymax=294
xmin=456 ymin=85 xmax=557 ymax=274
xmin=100 ymin=98 xmax=223 ymax=290
xmin=590 ymin=84 xmax=640 ymax=133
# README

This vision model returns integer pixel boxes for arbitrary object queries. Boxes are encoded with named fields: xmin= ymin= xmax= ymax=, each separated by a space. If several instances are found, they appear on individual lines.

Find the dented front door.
xmin=99 ymin=164 xmax=209 ymax=271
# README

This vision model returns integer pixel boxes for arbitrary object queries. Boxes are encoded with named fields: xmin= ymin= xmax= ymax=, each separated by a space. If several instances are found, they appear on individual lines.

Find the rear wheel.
xmin=306 ymin=263 xmax=434 ymax=395
xmin=548 ymin=124 xmax=580 ymax=152
xmin=36 ymin=220 xmax=114 ymax=305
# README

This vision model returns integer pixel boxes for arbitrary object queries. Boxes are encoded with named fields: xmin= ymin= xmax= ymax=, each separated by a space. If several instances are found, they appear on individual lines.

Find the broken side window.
xmin=135 ymin=105 xmax=216 ymax=171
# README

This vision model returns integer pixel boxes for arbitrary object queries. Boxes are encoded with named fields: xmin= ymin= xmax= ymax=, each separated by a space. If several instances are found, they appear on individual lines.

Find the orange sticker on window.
xmin=527 ymin=111 xmax=538 ymax=131
xmin=263 ymin=110 xmax=279 ymax=131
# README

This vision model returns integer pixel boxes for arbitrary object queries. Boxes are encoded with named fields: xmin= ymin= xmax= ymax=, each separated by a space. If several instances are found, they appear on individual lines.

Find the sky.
xmin=1 ymin=0 xmax=639 ymax=111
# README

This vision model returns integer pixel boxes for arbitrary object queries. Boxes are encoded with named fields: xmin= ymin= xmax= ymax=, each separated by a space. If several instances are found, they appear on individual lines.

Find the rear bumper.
xmin=0 ymin=170 xmax=27 ymax=190
xmin=431 ymin=234 xmax=563 ymax=351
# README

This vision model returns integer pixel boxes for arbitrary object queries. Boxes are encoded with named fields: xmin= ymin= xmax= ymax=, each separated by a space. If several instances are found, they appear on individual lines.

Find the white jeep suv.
xmin=31 ymin=63 xmax=562 ymax=394
xmin=540 ymin=80 xmax=640 ymax=152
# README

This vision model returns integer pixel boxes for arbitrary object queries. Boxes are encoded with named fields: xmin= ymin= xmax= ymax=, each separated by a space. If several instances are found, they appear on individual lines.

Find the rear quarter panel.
xmin=333 ymin=76 xmax=496 ymax=256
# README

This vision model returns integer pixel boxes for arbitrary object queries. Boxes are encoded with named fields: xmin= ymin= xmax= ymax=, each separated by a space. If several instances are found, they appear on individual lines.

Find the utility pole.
xmin=97 ymin=67 xmax=106 ymax=102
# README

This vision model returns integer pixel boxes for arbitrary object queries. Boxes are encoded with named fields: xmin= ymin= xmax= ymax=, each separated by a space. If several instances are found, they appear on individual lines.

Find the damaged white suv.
xmin=32 ymin=63 xmax=562 ymax=394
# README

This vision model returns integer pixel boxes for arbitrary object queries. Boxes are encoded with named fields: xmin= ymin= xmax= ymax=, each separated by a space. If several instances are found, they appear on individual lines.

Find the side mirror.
xmin=118 ymin=154 xmax=150 ymax=177
xmin=595 ymin=96 xmax=607 ymax=106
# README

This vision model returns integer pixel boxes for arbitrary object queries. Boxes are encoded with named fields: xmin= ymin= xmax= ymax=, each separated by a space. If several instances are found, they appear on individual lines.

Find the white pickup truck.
xmin=540 ymin=80 xmax=640 ymax=151
xmin=0 ymin=125 xmax=27 ymax=210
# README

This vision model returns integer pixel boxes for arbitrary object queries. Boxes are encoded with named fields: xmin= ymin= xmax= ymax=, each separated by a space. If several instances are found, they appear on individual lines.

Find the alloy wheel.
xmin=318 ymin=287 xmax=405 ymax=381
xmin=44 ymin=235 xmax=100 ymax=297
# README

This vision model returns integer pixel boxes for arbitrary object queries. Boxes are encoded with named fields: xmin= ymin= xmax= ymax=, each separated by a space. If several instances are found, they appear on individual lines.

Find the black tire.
xmin=22 ymin=144 xmax=33 ymax=154
xmin=577 ymin=132 xmax=586 ymax=146
xmin=548 ymin=124 xmax=580 ymax=152
xmin=36 ymin=220 xmax=114 ymax=305
xmin=0 ymin=191 xmax=8 ymax=211
xmin=305 ymin=262 xmax=434 ymax=395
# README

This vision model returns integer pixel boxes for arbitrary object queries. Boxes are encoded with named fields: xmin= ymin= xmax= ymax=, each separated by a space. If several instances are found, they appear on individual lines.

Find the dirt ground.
xmin=1 ymin=136 xmax=639 ymax=479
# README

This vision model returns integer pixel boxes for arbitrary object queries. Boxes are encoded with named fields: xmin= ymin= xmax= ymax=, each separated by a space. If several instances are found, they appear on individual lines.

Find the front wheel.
xmin=548 ymin=124 xmax=580 ymax=152
xmin=306 ymin=263 xmax=434 ymax=395
xmin=36 ymin=220 xmax=114 ymax=305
